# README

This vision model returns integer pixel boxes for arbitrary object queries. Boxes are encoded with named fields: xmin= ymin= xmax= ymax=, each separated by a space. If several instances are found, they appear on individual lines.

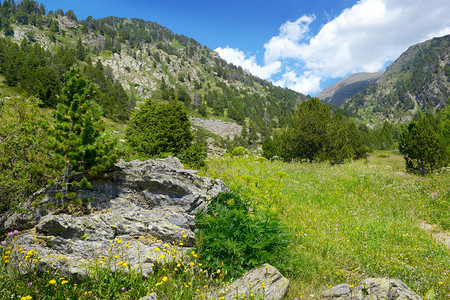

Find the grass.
xmin=0 ymin=233 xmax=239 ymax=299
xmin=1 ymin=152 xmax=448 ymax=299
xmin=201 ymin=152 xmax=449 ymax=299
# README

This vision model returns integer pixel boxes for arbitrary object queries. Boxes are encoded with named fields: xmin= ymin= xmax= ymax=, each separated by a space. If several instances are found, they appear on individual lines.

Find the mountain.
xmin=342 ymin=35 xmax=449 ymax=124
xmin=0 ymin=4 xmax=309 ymax=140
xmin=317 ymin=72 xmax=382 ymax=105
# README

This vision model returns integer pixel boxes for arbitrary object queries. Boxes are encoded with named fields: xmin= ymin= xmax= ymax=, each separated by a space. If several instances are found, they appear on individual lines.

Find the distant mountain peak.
xmin=342 ymin=34 xmax=449 ymax=124
xmin=317 ymin=72 xmax=383 ymax=105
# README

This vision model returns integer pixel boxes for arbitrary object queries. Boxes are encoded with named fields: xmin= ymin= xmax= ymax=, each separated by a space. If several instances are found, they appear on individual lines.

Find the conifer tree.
xmin=126 ymin=99 xmax=192 ymax=158
xmin=52 ymin=66 xmax=117 ymax=205
xmin=398 ymin=115 xmax=448 ymax=176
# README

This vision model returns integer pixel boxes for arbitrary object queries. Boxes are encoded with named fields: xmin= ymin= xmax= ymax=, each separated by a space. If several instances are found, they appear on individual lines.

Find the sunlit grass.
xmin=201 ymin=152 xmax=449 ymax=299
xmin=1 ymin=151 xmax=448 ymax=299
xmin=0 ymin=233 xmax=236 ymax=299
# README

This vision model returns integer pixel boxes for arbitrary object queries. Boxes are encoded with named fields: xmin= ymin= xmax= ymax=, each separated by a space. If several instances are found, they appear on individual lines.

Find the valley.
xmin=0 ymin=1 xmax=448 ymax=299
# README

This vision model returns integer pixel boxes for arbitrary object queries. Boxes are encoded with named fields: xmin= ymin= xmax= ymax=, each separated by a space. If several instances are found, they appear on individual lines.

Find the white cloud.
xmin=264 ymin=15 xmax=315 ymax=64
xmin=216 ymin=0 xmax=450 ymax=95
xmin=266 ymin=0 xmax=450 ymax=79
xmin=215 ymin=46 xmax=281 ymax=80
xmin=275 ymin=70 xmax=322 ymax=95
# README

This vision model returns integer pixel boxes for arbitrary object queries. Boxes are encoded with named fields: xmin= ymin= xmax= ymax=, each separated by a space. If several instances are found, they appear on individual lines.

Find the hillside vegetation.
xmin=342 ymin=35 xmax=449 ymax=124
xmin=0 ymin=1 xmax=309 ymax=138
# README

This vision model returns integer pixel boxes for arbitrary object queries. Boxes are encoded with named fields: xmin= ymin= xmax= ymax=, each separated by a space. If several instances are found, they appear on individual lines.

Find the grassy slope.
xmin=202 ymin=153 xmax=449 ymax=299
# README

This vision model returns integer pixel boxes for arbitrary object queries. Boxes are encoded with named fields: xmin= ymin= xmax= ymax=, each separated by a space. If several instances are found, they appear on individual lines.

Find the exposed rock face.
xmin=189 ymin=116 xmax=242 ymax=140
xmin=322 ymin=278 xmax=422 ymax=300
xmin=57 ymin=15 xmax=79 ymax=30
xmin=213 ymin=264 xmax=290 ymax=300
xmin=1 ymin=157 xmax=228 ymax=279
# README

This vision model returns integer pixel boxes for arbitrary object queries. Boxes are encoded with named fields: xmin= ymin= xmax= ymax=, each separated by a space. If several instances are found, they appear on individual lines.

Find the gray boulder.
xmin=322 ymin=278 xmax=422 ymax=300
xmin=212 ymin=264 xmax=290 ymax=300
xmin=1 ymin=157 xmax=228 ymax=279
xmin=139 ymin=293 xmax=157 ymax=300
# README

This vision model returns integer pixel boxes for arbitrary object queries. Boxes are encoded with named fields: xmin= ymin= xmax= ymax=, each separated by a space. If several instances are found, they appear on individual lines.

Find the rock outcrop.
xmin=189 ymin=116 xmax=242 ymax=140
xmin=322 ymin=278 xmax=422 ymax=300
xmin=1 ymin=157 xmax=228 ymax=279
xmin=212 ymin=264 xmax=290 ymax=300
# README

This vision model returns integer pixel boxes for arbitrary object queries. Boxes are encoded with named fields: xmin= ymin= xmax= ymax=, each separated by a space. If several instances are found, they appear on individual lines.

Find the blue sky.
xmin=41 ymin=0 xmax=450 ymax=96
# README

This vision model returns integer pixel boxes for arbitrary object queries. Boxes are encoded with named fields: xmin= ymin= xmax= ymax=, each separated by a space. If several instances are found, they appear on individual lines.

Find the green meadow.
xmin=201 ymin=152 xmax=449 ymax=299
xmin=1 ymin=152 xmax=448 ymax=299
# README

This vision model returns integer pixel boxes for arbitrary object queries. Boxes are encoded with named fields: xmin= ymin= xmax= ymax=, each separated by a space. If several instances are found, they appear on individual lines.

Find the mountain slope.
xmin=0 ymin=6 xmax=309 ymax=139
xmin=78 ymin=16 xmax=310 ymax=135
xmin=317 ymin=72 xmax=382 ymax=105
xmin=342 ymin=35 xmax=449 ymax=124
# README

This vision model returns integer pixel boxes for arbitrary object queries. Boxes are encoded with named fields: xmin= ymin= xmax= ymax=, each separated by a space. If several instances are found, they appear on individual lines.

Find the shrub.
xmin=194 ymin=192 xmax=290 ymax=279
xmin=0 ymin=97 xmax=56 ymax=213
xmin=126 ymin=100 xmax=192 ymax=158
xmin=231 ymin=146 xmax=247 ymax=156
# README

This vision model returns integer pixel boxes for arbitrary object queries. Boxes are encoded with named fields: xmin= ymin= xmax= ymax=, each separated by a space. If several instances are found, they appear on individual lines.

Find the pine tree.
xmin=287 ymin=98 xmax=331 ymax=162
xmin=277 ymin=98 xmax=366 ymax=163
xmin=398 ymin=115 xmax=448 ymax=176
xmin=52 ymin=66 xmax=118 ymax=206
xmin=126 ymin=99 xmax=192 ymax=159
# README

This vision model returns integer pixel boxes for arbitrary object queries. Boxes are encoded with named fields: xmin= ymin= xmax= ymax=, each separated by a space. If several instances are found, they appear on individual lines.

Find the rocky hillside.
xmin=1 ymin=8 xmax=307 ymax=136
xmin=317 ymin=72 xmax=382 ymax=105
xmin=342 ymin=35 xmax=449 ymax=124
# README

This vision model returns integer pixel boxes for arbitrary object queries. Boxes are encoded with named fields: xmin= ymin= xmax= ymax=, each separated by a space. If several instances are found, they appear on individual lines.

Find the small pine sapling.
xmin=51 ymin=66 xmax=118 ymax=207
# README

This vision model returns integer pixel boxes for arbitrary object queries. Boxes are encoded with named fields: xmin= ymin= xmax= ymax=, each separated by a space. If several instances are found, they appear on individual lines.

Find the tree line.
xmin=261 ymin=97 xmax=448 ymax=175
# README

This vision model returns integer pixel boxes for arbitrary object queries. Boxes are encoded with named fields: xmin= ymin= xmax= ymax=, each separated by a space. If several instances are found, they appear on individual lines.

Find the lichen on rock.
xmin=1 ymin=157 xmax=228 ymax=279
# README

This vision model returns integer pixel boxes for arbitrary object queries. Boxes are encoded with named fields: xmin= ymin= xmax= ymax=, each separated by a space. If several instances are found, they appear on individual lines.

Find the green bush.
xmin=231 ymin=146 xmax=247 ymax=156
xmin=0 ymin=97 xmax=56 ymax=213
xmin=194 ymin=192 xmax=290 ymax=278
xmin=126 ymin=99 xmax=192 ymax=158
xmin=181 ymin=143 xmax=207 ymax=169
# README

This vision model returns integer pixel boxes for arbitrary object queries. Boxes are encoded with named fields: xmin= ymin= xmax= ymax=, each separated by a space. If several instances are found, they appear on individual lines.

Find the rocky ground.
xmin=1 ymin=157 xmax=228 ymax=279
xmin=190 ymin=116 xmax=242 ymax=140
